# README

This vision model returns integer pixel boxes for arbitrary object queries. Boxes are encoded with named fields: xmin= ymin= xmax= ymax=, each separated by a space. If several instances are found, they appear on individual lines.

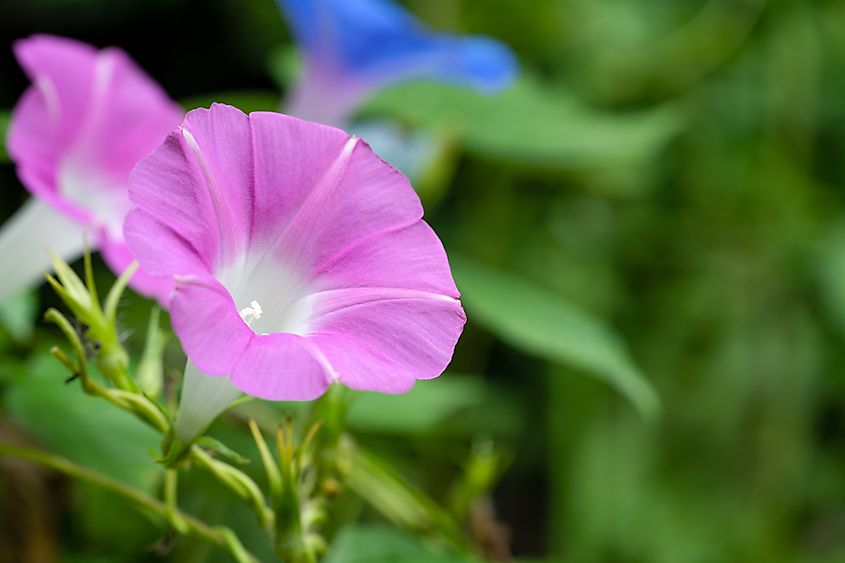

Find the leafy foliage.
xmin=453 ymin=256 xmax=658 ymax=417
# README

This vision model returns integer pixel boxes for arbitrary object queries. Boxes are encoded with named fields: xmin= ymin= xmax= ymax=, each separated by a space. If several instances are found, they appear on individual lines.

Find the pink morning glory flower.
xmin=278 ymin=0 xmax=517 ymax=125
xmin=125 ymin=103 xmax=466 ymax=439
xmin=1 ymin=35 xmax=182 ymax=302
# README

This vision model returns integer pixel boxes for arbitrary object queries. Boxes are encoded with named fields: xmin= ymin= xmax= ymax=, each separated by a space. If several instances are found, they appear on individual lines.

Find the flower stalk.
xmin=0 ymin=443 xmax=258 ymax=563
xmin=339 ymin=437 xmax=474 ymax=555
xmin=189 ymin=445 xmax=275 ymax=531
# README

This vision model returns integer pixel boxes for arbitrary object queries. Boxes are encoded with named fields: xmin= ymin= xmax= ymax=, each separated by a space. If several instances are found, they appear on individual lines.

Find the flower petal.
xmin=307 ymin=333 xmax=415 ymax=393
xmin=70 ymin=47 xmax=182 ymax=181
xmin=169 ymin=275 xmax=254 ymax=375
xmin=248 ymin=110 xmax=355 ymax=242
xmin=177 ymin=104 xmax=257 ymax=260
xmin=123 ymin=210 xmax=209 ymax=279
xmin=128 ymin=130 xmax=222 ymax=272
xmin=98 ymin=230 xmax=173 ymax=305
xmin=251 ymin=113 xmax=423 ymax=272
xmin=231 ymin=333 xmax=332 ymax=400
xmin=399 ymin=35 xmax=518 ymax=93
xmin=10 ymin=35 xmax=96 ymax=159
xmin=9 ymin=35 xmax=181 ymax=211
xmin=309 ymin=287 xmax=466 ymax=382
xmin=312 ymin=220 xmax=459 ymax=297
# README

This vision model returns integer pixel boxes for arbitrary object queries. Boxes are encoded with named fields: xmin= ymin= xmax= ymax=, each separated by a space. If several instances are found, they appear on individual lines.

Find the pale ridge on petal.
xmin=276 ymin=135 xmax=359 ymax=252
xmin=307 ymin=286 xmax=460 ymax=322
xmin=312 ymin=216 xmax=423 ymax=275
xmin=90 ymin=51 xmax=115 ymax=114
xmin=35 ymin=76 xmax=61 ymax=124
xmin=301 ymin=337 xmax=340 ymax=381
xmin=244 ymin=135 xmax=360 ymax=278
xmin=180 ymin=125 xmax=241 ymax=263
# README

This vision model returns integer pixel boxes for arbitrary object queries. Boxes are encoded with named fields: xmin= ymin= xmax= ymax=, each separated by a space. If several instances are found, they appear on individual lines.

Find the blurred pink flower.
xmin=2 ymin=35 xmax=182 ymax=302
xmin=125 ymin=103 xmax=465 ymax=438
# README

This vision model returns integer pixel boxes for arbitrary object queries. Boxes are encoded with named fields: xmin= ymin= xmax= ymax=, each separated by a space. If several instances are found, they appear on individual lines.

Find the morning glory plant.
xmin=25 ymin=240 xmax=487 ymax=560
xmin=1 ymin=35 xmax=181 ymax=303
xmin=277 ymin=0 xmax=517 ymax=125
xmin=124 ymin=103 xmax=466 ymax=442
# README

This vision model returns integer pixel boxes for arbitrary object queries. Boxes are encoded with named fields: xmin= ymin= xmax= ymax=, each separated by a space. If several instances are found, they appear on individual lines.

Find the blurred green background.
xmin=2 ymin=0 xmax=845 ymax=561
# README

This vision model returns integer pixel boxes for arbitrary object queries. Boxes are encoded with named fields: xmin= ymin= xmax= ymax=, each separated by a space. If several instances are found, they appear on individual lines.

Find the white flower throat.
xmin=218 ymin=246 xmax=315 ymax=337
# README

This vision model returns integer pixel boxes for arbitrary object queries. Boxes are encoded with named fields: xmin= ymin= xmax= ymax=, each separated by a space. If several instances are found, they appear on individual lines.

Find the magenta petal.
xmin=272 ymin=134 xmax=423 ymax=271
xmin=98 ymin=230 xmax=173 ymax=305
xmin=169 ymin=276 xmax=254 ymax=375
xmin=178 ymin=105 xmax=256 ymax=258
xmin=128 ymin=131 xmax=223 ymax=269
xmin=314 ymin=221 xmax=459 ymax=297
xmin=73 ymin=47 xmax=182 ymax=180
xmin=231 ymin=334 xmax=332 ymax=400
xmin=249 ymin=112 xmax=423 ymax=267
xmin=248 ymin=111 xmax=355 ymax=243
xmin=310 ymin=287 xmax=466 ymax=381
xmin=128 ymin=105 xmax=258 ymax=272
xmin=10 ymin=35 xmax=181 ymax=212
xmin=308 ymin=333 xmax=415 ymax=393
xmin=8 ymin=38 xmax=96 ymax=220
xmin=6 ymin=35 xmax=182 ymax=300
xmin=124 ymin=210 xmax=209 ymax=278
xmin=11 ymin=35 xmax=96 ymax=160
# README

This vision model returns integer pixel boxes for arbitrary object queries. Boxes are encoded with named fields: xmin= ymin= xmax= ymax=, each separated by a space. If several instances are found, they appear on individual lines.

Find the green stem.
xmin=190 ymin=445 xmax=275 ymax=531
xmin=0 ymin=442 xmax=258 ymax=563
xmin=45 ymin=309 xmax=166 ymax=433
xmin=341 ymin=439 xmax=473 ymax=555
xmin=165 ymin=468 xmax=189 ymax=534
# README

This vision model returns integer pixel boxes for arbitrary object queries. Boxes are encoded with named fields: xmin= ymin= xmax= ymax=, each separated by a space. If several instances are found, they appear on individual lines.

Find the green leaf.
xmin=323 ymin=525 xmax=475 ymax=563
xmin=452 ymin=256 xmax=659 ymax=418
xmin=816 ymin=220 xmax=845 ymax=338
xmin=343 ymin=445 xmax=469 ymax=551
xmin=135 ymin=307 xmax=167 ymax=397
xmin=5 ymin=354 xmax=161 ymax=488
xmin=361 ymin=76 xmax=684 ymax=171
xmin=0 ymin=290 xmax=38 ymax=342
xmin=347 ymin=376 xmax=486 ymax=434
xmin=267 ymin=47 xmax=299 ymax=91
xmin=196 ymin=436 xmax=251 ymax=466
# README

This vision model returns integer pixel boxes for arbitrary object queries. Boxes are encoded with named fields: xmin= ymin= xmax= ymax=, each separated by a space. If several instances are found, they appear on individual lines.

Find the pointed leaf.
xmin=361 ymin=76 xmax=683 ymax=171
xmin=452 ymin=256 xmax=659 ymax=418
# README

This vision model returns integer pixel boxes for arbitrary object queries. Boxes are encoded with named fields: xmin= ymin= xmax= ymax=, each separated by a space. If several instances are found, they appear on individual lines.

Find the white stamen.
xmin=239 ymin=299 xmax=263 ymax=325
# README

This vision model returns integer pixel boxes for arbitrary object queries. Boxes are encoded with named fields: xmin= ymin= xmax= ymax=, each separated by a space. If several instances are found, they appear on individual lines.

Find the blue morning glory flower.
xmin=277 ymin=0 xmax=518 ymax=125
